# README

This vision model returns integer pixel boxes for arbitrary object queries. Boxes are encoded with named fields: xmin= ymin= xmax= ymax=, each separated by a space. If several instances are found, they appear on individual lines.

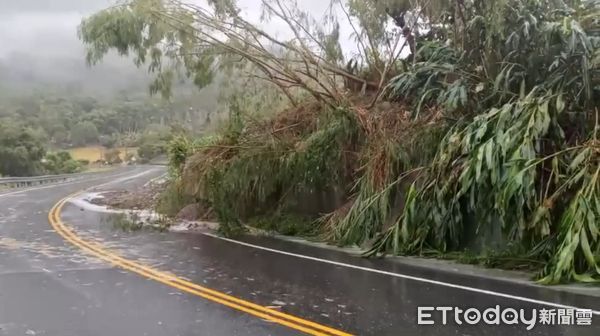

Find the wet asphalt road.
xmin=0 ymin=166 xmax=599 ymax=335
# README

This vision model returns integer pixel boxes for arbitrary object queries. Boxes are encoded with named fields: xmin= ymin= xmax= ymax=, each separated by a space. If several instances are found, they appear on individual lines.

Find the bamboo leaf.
xmin=580 ymin=229 xmax=596 ymax=268
xmin=569 ymin=148 xmax=590 ymax=170
xmin=556 ymin=94 xmax=565 ymax=113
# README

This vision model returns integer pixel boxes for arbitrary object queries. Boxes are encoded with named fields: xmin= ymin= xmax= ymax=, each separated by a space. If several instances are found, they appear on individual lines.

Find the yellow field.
xmin=67 ymin=146 xmax=138 ymax=162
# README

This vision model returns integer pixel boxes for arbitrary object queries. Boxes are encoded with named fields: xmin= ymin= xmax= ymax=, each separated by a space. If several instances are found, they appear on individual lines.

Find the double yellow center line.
xmin=48 ymin=194 xmax=352 ymax=336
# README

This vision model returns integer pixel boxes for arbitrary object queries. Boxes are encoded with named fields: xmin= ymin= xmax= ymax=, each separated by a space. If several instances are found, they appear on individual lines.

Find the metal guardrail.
xmin=0 ymin=172 xmax=93 ymax=189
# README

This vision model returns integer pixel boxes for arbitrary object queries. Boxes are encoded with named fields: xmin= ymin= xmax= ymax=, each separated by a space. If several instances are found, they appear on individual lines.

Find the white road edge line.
xmin=143 ymin=173 xmax=168 ymax=187
xmin=0 ymin=171 xmax=131 ymax=198
xmin=0 ymin=167 xmax=160 ymax=198
xmin=202 ymin=232 xmax=600 ymax=316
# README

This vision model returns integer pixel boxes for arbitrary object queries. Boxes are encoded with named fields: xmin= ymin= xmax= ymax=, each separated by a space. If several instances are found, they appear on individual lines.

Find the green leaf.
xmin=556 ymin=94 xmax=565 ymax=113
xmin=485 ymin=142 xmax=494 ymax=169
xmin=569 ymin=148 xmax=590 ymax=170
xmin=572 ymin=272 xmax=599 ymax=283
xmin=580 ymin=229 xmax=597 ymax=267
xmin=475 ymin=148 xmax=484 ymax=182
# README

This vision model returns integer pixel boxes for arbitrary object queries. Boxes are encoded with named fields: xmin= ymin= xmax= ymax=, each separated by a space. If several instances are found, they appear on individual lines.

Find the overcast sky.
xmin=0 ymin=0 xmax=376 ymax=95
xmin=0 ymin=0 xmax=114 ymax=57
xmin=0 ymin=0 xmax=350 ymax=58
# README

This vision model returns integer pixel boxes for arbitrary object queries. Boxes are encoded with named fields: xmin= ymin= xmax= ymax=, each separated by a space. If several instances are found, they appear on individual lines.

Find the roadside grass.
xmin=434 ymin=250 xmax=548 ymax=273
xmin=104 ymin=212 xmax=171 ymax=232
xmin=248 ymin=214 xmax=316 ymax=237
xmin=155 ymin=181 xmax=195 ymax=217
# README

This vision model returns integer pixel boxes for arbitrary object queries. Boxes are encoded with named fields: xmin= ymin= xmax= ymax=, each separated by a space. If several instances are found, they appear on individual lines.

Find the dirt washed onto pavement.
xmin=82 ymin=176 xmax=218 ymax=232
xmin=89 ymin=179 xmax=166 ymax=210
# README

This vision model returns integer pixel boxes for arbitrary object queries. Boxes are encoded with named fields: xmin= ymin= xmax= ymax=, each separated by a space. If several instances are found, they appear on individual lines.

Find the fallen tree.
xmin=79 ymin=0 xmax=424 ymax=105
xmin=81 ymin=0 xmax=599 ymax=284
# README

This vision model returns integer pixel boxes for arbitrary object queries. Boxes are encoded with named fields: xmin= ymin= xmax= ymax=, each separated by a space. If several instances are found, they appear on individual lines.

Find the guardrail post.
xmin=0 ymin=172 xmax=92 ymax=190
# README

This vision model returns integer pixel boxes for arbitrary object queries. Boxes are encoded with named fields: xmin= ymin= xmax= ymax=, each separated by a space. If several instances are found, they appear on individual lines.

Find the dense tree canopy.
xmin=71 ymin=121 xmax=100 ymax=146
xmin=0 ymin=124 xmax=46 ymax=176
xmin=0 ymin=91 xmax=215 ymax=148
xmin=78 ymin=0 xmax=424 ymax=106
xmin=0 ymin=87 xmax=219 ymax=175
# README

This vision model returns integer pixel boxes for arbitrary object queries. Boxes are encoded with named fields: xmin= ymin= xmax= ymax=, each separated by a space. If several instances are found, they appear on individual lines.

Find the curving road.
xmin=0 ymin=166 xmax=598 ymax=335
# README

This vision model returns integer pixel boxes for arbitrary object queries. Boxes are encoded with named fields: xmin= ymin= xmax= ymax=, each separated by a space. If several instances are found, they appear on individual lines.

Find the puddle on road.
xmin=69 ymin=192 xmax=157 ymax=218
xmin=0 ymin=236 xmax=104 ymax=267
xmin=69 ymin=192 xmax=217 ymax=234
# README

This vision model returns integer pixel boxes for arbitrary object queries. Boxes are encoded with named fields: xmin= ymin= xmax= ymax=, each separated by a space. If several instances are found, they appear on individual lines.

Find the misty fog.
xmin=0 ymin=0 xmax=151 ymax=96
xmin=0 ymin=0 xmax=361 ymax=98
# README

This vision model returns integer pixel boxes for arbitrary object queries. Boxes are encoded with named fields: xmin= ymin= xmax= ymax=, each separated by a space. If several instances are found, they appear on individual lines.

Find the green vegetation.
xmin=43 ymin=151 xmax=84 ymax=174
xmin=156 ymin=181 xmax=195 ymax=217
xmin=0 ymin=93 xmax=207 ymax=148
xmin=70 ymin=121 xmax=100 ymax=146
xmin=107 ymin=213 xmax=145 ymax=232
xmin=250 ymin=214 xmax=315 ymax=236
xmin=137 ymin=125 xmax=172 ymax=162
xmin=104 ymin=149 xmax=123 ymax=165
xmin=82 ymin=0 xmax=599 ymax=284
xmin=0 ymin=123 xmax=46 ymax=176
xmin=105 ymin=212 xmax=171 ymax=232
xmin=0 ymin=88 xmax=214 ymax=175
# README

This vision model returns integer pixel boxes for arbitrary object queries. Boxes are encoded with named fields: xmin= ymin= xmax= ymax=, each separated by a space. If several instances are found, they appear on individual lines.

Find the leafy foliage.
xmin=0 ymin=124 xmax=46 ymax=176
xmin=43 ymin=151 xmax=83 ymax=174
xmin=249 ymin=213 xmax=315 ymax=236
xmin=137 ymin=125 xmax=174 ymax=162
xmin=180 ymin=102 xmax=358 ymax=234
xmin=71 ymin=121 xmax=100 ymax=146
xmin=78 ymin=0 xmax=415 ymax=106
xmin=371 ymin=0 xmax=600 ymax=283
xmin=104 ymin=149 xmax=123 ymax=164
xmin=0 ymin=93 xmax=210 ymax=148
